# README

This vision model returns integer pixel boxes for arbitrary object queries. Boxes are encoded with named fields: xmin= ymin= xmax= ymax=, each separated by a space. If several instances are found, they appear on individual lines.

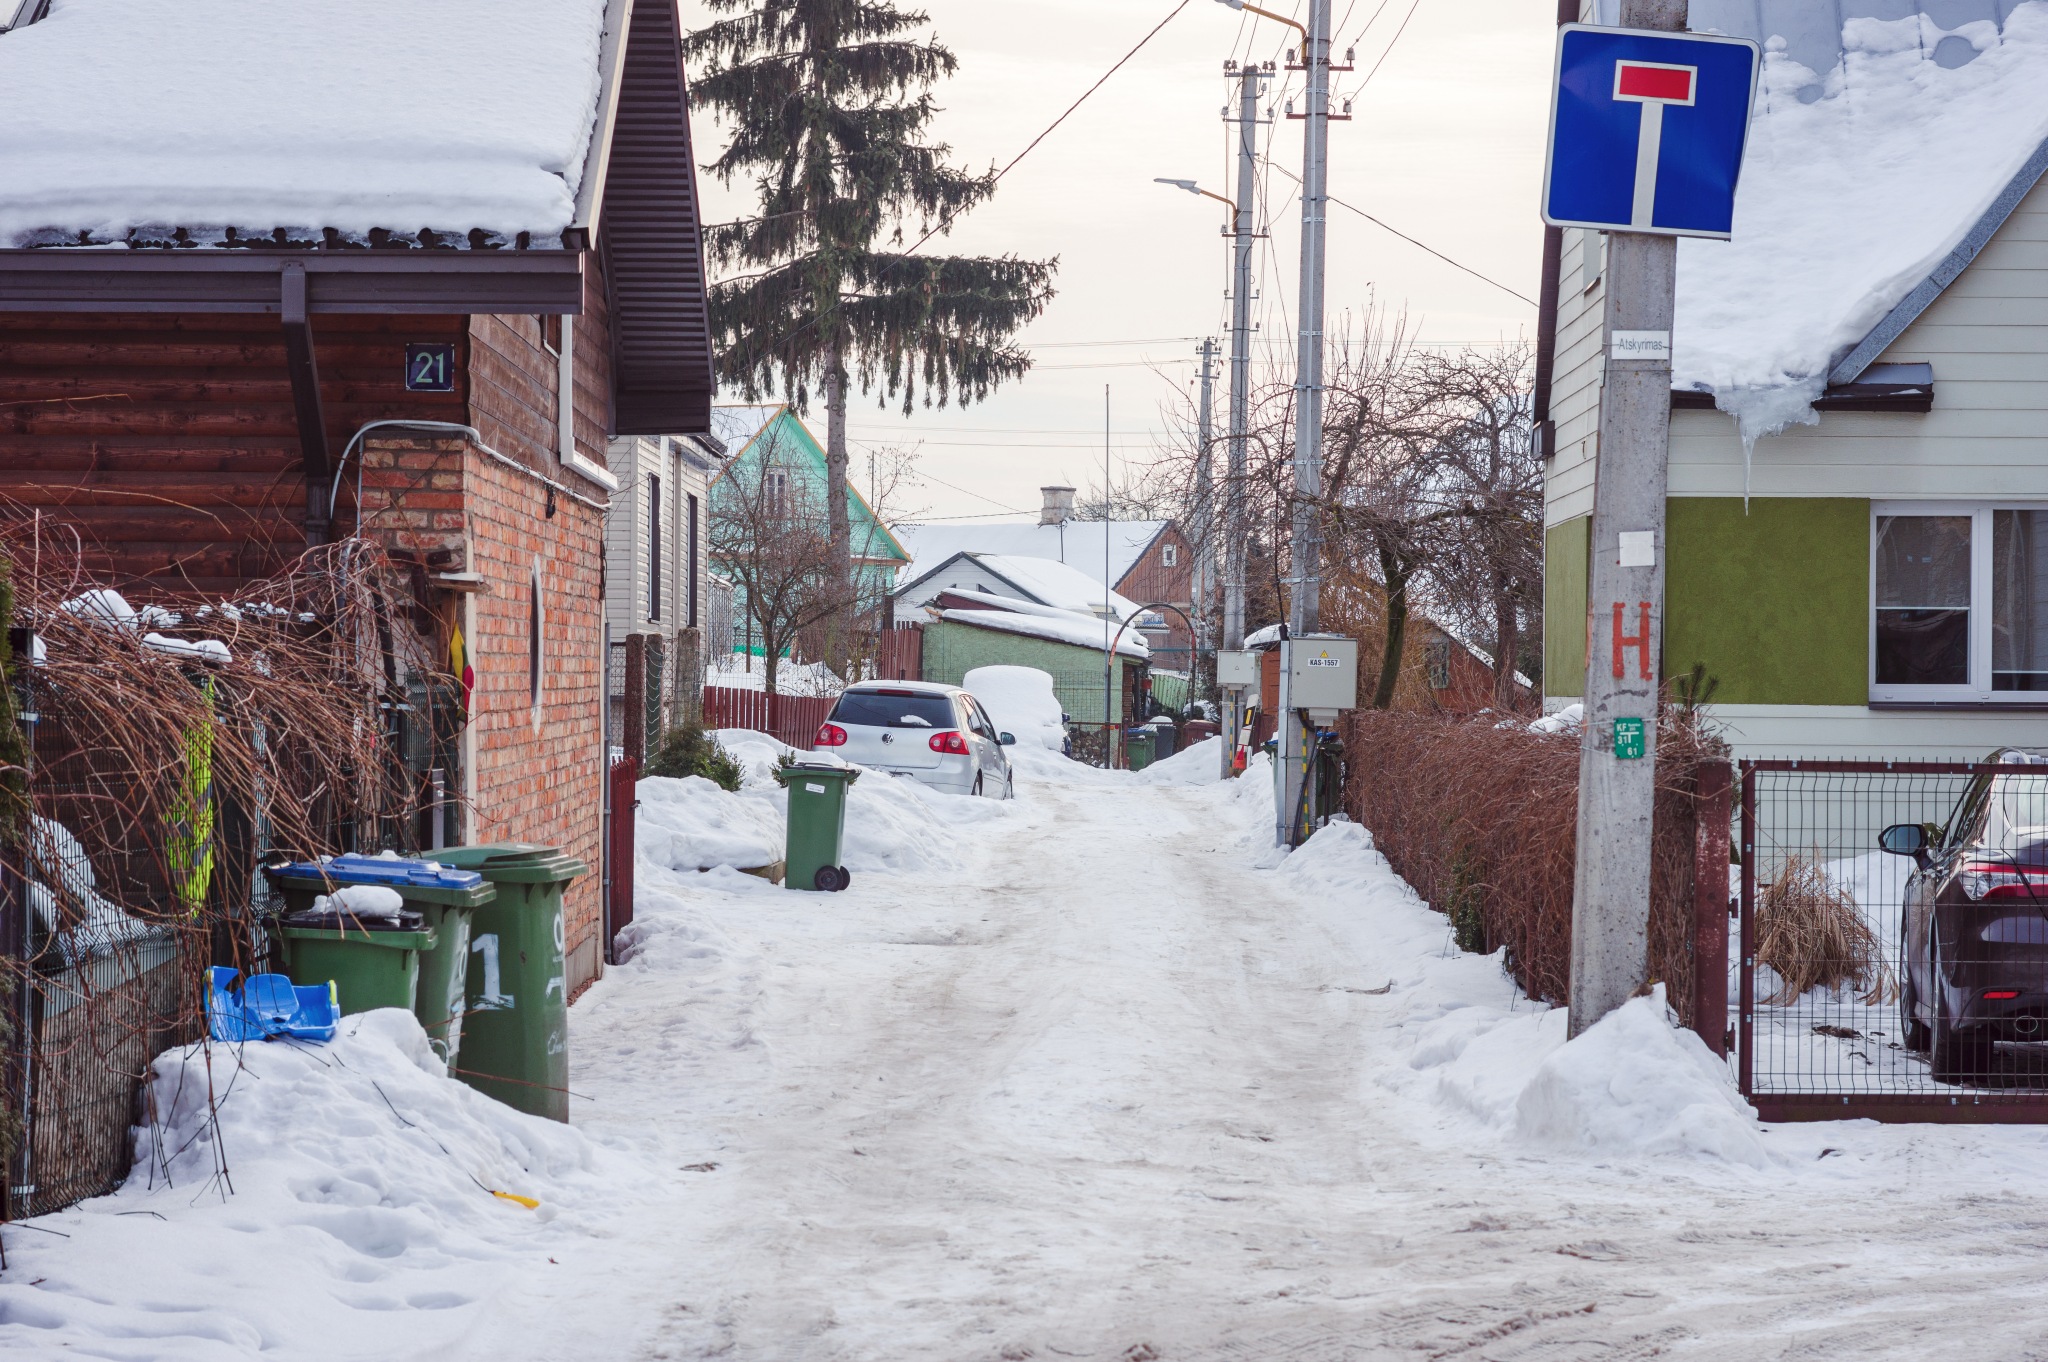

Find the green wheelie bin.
xmin=430 ymin=843 xmax=588 ymax=1122
xmin=265 ymin=854 xmax=496 ymax=1066
xmin=1123 ymin=727 xmax=1156 ymax=771
xmin=772 ymin=762 xmax=858 ymax=892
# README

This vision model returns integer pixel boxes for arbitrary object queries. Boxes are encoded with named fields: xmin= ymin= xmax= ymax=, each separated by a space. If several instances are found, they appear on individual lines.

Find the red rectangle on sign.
xmin=1617 ymin=63 xmax=1693 ymax=101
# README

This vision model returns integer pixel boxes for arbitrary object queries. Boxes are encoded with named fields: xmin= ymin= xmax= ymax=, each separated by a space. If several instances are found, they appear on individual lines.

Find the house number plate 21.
xmin=405 ymin=342 xmax=456 ymax=393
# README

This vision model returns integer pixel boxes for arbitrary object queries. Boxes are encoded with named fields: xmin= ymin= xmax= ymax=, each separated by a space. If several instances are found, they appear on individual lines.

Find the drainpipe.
xmin=558 ymin=316 xmax=576 ymax=463
xmin=1531 ymin=0 xmax=1579 ymax=462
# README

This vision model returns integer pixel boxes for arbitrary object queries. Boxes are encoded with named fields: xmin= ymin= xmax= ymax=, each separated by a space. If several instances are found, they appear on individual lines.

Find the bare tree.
xmin=709 ymin=430 xmax=853 ymax=697
xmin=1416 ymin=344 xmax=1542 ymax=709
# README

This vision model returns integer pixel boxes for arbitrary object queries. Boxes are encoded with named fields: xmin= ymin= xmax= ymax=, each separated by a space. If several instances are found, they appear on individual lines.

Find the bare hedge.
xmin=1339 ymin=708 xmax=1726 ymax=1026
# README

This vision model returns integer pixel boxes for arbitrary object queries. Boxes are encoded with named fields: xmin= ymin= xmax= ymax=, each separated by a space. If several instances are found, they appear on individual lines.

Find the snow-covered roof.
xmin=0 ymin=0 xmax=610 ymax=248
xmin=1671 ymin=0 xmax=2048 ymax=440
xmin=894 ymin=519 xmax=1168 ymax=596
xmin=898 ymin=551 xmax=1140 ymax=620
xmin=938 ymin=608 xmax=1150 ymax=660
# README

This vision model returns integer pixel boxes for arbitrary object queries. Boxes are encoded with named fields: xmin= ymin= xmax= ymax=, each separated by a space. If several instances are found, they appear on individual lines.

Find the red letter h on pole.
xmin=1612 ymin=601 xmax=1653 ymax=680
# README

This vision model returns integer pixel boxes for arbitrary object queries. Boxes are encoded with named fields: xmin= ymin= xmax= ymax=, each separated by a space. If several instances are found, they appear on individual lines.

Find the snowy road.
xmin=11 ymin=743 xmax=2048 ymax=1359
xmin=536 ymin=750 xmax=2048 ymax=1361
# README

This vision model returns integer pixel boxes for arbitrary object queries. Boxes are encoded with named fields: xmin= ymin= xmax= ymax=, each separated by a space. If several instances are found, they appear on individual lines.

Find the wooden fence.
xmin=702 ymin=686 xmax=837 ymax=751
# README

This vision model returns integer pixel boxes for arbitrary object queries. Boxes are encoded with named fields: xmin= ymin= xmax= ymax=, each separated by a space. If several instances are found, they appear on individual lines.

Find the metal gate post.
xmin=1737 ymin=761 xmax=1757 ymax=1099
xmin=1692 ymin=759 xmax=1733 ymax=1056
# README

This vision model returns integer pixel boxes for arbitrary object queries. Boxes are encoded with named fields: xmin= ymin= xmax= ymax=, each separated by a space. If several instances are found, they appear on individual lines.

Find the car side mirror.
xmin=1880 ymin=822 xmax=1933 ymax=866
xmin=999 ymin=732 xmax=1017 ymax=746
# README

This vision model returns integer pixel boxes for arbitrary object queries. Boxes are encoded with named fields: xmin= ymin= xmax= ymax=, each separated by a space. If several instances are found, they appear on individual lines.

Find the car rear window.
xmin=830 ymin=690 xmax=957 ymax=729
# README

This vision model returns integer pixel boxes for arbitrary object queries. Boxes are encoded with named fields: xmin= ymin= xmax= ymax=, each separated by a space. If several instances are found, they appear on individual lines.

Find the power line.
xmin=1355 ymin=0 xmax=1424 ymax=90
xmin=1268 ymin=163 xmax=1535 ymax=307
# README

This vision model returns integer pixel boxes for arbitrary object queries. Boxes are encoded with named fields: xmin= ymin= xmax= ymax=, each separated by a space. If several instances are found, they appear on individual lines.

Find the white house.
xmin=604 ymin=432 xmax=724 ymax=728
xmin=1542 ymin=0 xmax=2048 ymax=760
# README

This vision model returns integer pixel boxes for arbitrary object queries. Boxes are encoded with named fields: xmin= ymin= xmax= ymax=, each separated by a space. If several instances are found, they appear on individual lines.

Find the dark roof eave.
xmin=0 ymin=247 xmax=585 ymax=314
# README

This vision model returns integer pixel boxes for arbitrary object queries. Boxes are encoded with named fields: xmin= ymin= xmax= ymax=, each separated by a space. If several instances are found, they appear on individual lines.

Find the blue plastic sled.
xmin=206 ymin=965 xmax=339 ymax=1043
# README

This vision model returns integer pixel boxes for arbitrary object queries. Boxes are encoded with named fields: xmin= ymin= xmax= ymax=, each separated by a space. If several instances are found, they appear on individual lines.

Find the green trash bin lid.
xmin=277 ymin=921 xmax=438 ymax=951
xmin=433 ymin=842 xmax=588 ymax=885
xmin=772 ymin=761 xmax=860 ymax=787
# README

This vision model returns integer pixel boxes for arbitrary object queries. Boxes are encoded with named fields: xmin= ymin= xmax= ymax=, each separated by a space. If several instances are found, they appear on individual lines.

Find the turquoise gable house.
xmin=707 ymin=404 xmax=910 ymax=656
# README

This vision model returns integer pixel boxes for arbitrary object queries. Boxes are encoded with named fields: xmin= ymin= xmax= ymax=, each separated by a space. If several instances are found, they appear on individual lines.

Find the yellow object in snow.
xmin=490 ymin=1190 xmax=540 ymax=1209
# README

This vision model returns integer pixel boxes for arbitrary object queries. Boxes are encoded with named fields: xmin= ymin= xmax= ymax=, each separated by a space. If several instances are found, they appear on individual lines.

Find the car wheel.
xmin=972 ymin=773 xmax=984 ymax=798
xmin=1929 ymin=934 xmax=1994 ymax=1085
xmin=1899 ymin=970 xmax=1930 ymax=1053
xmin=1006 ymin=772 xmax=1015 ymax=800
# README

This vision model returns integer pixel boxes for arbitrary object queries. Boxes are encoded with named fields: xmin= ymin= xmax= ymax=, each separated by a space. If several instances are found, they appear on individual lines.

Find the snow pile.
xmin=0 ymin=1010 xmax=630 ymax=1358
xmin=1132 ymin=734 xmax=1224 ymax=785
xmin=958 ymin=555 xmax=1140 ymax=620
xmin=310 ymin=884 xmax=409 ymax=922
xmin=963 ymin=665 xmax=1067 ymax=751
xmin=1271 ymin=820 xmax=1773 ymax=1166
xmin=1676 ymin=3 xmax=2048 ymax=442
xmin=1530 ymin=702 xmax=1582 ymax=734
xmin=635 ymin=728 xmax=1013 ymax=881
xmin=26 ymin=816 xmax=161 ymax=963
xmin=0 ymin=0 xmax=608 ymax=247
xmin=1514 ymin=991 xmax=1770 ymax=1166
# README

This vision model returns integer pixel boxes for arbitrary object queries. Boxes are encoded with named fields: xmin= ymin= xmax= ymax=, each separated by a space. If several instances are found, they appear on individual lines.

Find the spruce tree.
xmin=685 ymin=1 xmax=1057 ymax=635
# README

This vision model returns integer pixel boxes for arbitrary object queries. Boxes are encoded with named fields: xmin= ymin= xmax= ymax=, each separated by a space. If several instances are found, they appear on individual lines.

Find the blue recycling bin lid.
xmin=266 ymin=852 xmax=485 ymax=892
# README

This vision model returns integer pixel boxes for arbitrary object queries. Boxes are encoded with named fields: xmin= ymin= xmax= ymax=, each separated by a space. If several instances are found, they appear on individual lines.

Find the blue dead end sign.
xmin=1542 ymin=25 xmax=1759 ymax=239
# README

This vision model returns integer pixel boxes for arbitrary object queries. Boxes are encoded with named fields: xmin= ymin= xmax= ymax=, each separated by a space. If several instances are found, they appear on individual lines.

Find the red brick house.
xmin=0 ymin=0 xmax=714 ymax=995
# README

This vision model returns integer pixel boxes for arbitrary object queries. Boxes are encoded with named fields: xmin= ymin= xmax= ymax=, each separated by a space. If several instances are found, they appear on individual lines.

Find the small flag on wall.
xmin=450 ymin=623 xmax=474 ymax=716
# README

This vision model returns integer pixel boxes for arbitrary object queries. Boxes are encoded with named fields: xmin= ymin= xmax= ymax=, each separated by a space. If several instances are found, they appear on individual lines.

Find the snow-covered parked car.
xmin=813 ymin=680 xmax=1016 ymax=798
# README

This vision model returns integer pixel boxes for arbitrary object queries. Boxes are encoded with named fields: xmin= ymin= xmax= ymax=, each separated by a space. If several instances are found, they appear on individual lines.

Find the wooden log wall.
xmin=0 ymin=311 xmax=465 ymax=597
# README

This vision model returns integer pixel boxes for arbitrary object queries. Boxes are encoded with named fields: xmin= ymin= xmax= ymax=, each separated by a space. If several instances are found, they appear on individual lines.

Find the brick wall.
xmin=465 ymin=453 xmax=607 ymax=993
xmin=361 ymin=435 xmax=608 ymax=994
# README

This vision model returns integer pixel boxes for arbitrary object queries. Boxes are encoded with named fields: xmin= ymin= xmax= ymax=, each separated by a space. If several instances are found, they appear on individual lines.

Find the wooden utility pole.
xmin=1567 ymin=0 xmax=1687 ymax=1037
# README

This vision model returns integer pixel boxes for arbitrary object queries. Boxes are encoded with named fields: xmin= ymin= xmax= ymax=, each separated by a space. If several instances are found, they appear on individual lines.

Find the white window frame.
xmin=1871 ymin=500 xmax=2048 ymax=705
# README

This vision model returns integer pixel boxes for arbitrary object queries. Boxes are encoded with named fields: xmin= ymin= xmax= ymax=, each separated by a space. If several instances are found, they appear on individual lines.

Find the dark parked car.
xmin=1883 ymin=748 xmax=2048 ymax=1084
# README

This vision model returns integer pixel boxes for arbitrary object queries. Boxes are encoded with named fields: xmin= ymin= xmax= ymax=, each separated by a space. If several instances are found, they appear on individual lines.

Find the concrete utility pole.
xmin=1567 ymin=0 xmax=1687 ymax=1037
xmin=1223 ymin=60 xmax=1264 ymax=777
xmin=1194 ymin=337 xmax=1218 ymax=700
xmin=1277 ymin=0 xmax=1333 ymax=848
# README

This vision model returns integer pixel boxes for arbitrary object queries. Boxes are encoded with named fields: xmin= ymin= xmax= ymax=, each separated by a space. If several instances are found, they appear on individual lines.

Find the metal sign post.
xmin=1542 ymin=4 xmax=1758 ymax=1036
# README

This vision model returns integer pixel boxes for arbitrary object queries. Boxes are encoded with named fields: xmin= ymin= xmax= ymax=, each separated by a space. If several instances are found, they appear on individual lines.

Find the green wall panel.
xmin=1663 ymin=497 xmax=1866 ymax=705
xmin=1543 ymin=517 xmax=1589 ymax=698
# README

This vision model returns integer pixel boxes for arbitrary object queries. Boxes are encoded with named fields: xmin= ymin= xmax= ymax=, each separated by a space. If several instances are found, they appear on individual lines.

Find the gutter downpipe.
xmin=1531 ymin=0 xmax=1578 ymax=465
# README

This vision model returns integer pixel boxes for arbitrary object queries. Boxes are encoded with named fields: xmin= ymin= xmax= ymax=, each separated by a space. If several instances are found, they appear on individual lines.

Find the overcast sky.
xmin=680 ymin=0 xmax=1556 ymax=522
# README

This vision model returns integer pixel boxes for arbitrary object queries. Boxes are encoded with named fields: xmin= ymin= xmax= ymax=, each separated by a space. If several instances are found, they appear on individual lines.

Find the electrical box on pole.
xmin=1215 ymin=649 xmax=1260 ymax=690
xmin=1543 ymin=5 xmax=1757 ymax=1038
xmin=1280 ymin=634 xmax=1357 ymax=723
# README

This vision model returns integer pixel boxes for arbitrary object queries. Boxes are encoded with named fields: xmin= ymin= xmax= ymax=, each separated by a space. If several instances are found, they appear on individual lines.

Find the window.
xmin=1161 ymin=543 xmax=1178 ymax=568
xmin=1872 ymin=504 xmax=2048 ymax=703
xmin=648 ymin=473 xmax=662 ymax=622
xmin=686 ymin=493 xmax=701 ymax=628
xmin=765 ymin=467 xmax=789 ymax=519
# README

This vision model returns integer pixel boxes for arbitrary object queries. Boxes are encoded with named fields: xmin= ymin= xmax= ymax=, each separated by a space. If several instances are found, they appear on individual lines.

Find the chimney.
xmin=1040 ymin=485 xmax=1076 ymax=526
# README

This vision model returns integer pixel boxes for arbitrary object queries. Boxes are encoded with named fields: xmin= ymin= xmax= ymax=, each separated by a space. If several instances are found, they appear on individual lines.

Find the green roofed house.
xmin=707 ymin=404 xmax=910 ymax=656
xmin=1539 ymin=1 xmax=2048 ymax=760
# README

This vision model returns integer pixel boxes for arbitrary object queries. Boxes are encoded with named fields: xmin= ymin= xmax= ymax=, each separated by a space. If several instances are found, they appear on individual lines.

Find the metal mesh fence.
xmin=1740 ymin=761 xmax=2048 ymax=1120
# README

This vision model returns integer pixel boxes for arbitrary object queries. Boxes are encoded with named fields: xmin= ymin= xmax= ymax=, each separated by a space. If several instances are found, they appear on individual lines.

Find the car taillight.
xmin=1985 ymin=990 xmax=2022 ymax=1000
xmin=815 ymin=723 xmax=848 ymax=747
xmin=929 ymin=730 xmax=970 ymax=755
xmin=1959 ymin=862 xmax=2048 ymax=900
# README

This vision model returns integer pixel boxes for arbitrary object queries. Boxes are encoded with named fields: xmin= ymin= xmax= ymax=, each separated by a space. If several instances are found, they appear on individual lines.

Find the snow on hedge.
xmin=0 ymin=0 xmax=608 ymax=247
xmin=1678 ymin=4 xmax=2048 ymax=441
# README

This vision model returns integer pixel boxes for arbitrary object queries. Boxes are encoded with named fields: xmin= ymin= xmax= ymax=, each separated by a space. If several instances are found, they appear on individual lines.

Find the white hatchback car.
xmin=813 ymin=680 xmax=1016 ymax=798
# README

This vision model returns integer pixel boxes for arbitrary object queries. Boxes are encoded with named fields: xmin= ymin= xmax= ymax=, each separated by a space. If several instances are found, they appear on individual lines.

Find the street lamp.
xmin=1152 ymin=177 xmax=1237 ymax=213
xmin=1212 ymin=0 xmax=1308 ymax=38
